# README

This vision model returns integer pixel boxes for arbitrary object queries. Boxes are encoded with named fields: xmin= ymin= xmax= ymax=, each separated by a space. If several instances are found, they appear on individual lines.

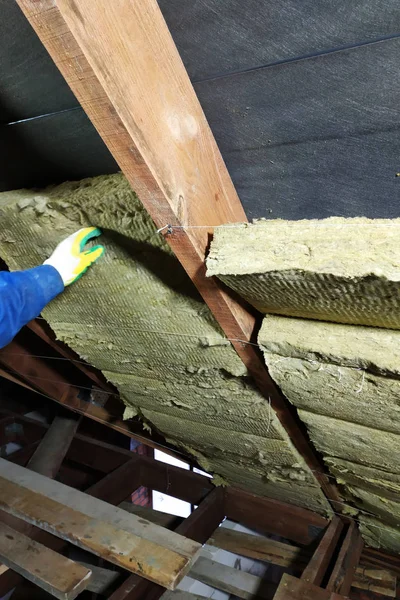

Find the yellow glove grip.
xmin=66 ymin=227 xmax=105 ymax=286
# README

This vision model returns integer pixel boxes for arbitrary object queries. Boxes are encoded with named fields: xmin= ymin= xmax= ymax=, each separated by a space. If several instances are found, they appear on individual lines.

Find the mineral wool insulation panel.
xmin=206 ymin=218 xmax=400 ymax=329
xmin=0 ymin=174 xmax=330 ymax=515
xmin=259 ymin=315 xmax=400 ymax=551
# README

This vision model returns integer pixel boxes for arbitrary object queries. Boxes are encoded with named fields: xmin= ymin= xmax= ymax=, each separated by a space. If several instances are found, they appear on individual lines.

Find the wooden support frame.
xmin=326 ymin=522 xmax=364 ymax=596
xmin=0 ymin=412 xmax=214 ymax=504
xmin=301 ymin=516 xmax=344 ymax=587
xmin=224 ymin=487 xmax=327 ymax=546
xmin=14 ymin=0 xmax=340 ymax=504
xmin=27 ymin=412 xmax=81 ymax=478
xmin=0 ymin=334 xmax=184 ymax=461
xmin=0 ymin=410 xmax=394 ymax=600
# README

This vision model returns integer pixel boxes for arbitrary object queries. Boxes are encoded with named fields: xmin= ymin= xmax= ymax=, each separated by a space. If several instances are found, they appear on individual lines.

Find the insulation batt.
xmin=0 ymin=174 xmax=330 ymax=514
xmin=259 ymin=314 xmax=400 ymax=551
xmin=206 ymin=218 xmax=400 ymax=328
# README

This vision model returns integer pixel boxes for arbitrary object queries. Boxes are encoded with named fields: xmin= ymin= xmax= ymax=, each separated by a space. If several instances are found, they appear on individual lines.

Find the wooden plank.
xmin=0 ymin=456 xmax=149 ymax=598
xmin=76 ymin=562 xmax=121 ymax=594
xmin=14 ymin=0 xmax=340 ymax=504
xmin=189 ymin=556 xmax=276 ymax=600
xmin=95 ymin=504 xmax=392 ymax=599
xmin=0 ymin=475 xmax=197 ymax=590
xmin=350 ymin=588 xmax=397 ymax=600
xmin=109 ymin=488 xmax=225 ymax=600
xmin=327 ymin=522 xmax=364 ymax=596
xmin=352 ymin=567 xmax=397 ymax=598
xmin=0 ymin=521 xmax=91 ymax=600
xmin=0 ymin=412 xmax=80 ymax=579
xmin=274 ymin=574 xmax=346 ymax=600
xmin=0 ymin=459 xmax=200 ymax=589
xmin=224 ymin=487 xmax=328 ymax=545
xmin=209 ymin=527 xmax=308 ymax=570
xmin=301 ymin=516 xmax=344 ymax=587
xmin=362 ymin=548 xmax=400 ymax=578
xmin=27 ymin=413 xmax=81 ymax=478
xmin=0 ymin=458 xmax=199 ymax=558
xmin=208 ymin=526 xmax=391 ymax=596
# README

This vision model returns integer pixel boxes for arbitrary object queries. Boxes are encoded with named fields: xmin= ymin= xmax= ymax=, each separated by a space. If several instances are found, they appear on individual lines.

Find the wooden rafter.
xmin=14 ymin=0 xmax=340 ymax=504
xmin=0 ymin=330 xmax=185 ymax=460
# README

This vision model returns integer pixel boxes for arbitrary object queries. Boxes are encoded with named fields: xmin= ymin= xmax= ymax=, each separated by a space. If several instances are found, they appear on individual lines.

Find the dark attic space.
xmin=0 ymin=1 xmax=400 ymax=599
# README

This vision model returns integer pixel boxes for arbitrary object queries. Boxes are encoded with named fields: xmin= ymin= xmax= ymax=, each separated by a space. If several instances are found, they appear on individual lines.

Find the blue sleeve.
xmin=0 ymin=265 xmax=64 ymax=349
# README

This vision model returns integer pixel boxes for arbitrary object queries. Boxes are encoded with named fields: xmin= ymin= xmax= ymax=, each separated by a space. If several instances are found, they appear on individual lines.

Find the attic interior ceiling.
xmin=1 ymin=0 xmax=400 ymax=554
xmin=1 ymin=0 xmax=400 ymax=219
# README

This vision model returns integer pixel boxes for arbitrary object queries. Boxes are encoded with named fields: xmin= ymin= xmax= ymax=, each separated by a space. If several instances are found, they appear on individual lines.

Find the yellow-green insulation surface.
xmin=0 ymin=174 xmax=330 ymax=514
xmin=207 ymin=218 xmax=400 ymax=328
xmin=259 ymin=315 xmax=400 ymax=552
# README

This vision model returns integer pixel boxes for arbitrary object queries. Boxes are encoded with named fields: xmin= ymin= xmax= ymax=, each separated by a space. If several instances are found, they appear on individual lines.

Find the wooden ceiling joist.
xmin=15 ymin=0 xmax=341 ymax=504
xmin=0 ymin=411 xmax=396 ymax=600
xmin=0 ymin=325 xmax=185 ymax=459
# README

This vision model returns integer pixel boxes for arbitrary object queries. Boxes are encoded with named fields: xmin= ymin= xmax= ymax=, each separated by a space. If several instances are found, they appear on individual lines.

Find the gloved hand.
xmin=44 ymin=227 xmax=105 ymax=287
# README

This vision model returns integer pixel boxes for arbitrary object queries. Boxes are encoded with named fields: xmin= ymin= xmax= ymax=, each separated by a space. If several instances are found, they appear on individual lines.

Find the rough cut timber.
xmin=0 ymin=521 xmax=92 ymax=600
xmin=0 ymin=458 xmax=201 ymax=589
xmin=189 ymin=556 xmax=276 ymax=599
xmin=0 ymin=174 xmax=330 ymax=515
xmin=259 ymin=314 xmax=400 ymax=551
xmin=206 ymin=218 xmax=400 ymax=328
xmin=274 ymin=573 xmax=346 ymax=600
xmin=14 ymin=0 xmax=341 ymax=505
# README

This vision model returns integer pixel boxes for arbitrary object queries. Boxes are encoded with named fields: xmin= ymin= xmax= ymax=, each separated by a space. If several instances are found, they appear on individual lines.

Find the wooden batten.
xmin=0 ymin=522 xmax=92 ymax=600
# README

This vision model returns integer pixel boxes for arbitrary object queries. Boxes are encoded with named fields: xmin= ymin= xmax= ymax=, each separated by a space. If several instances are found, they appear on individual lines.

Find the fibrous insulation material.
xmin=206 ymin=218 xmax=400 ymax=329
xmin=259 ymin=314 xmax=400 ymax=550
xmin=0 ymin=174 xmax=330 ymax=514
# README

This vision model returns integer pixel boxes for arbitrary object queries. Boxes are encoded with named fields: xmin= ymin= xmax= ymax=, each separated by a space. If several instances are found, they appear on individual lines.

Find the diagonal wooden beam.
xmin=15 ymin=0 xmax=340 ymax=504
xmin=0 ymin=343 xmax=179 ymax=456
xmin=301 ymin=516 xmax=344 ymax=587
xmin=326 ymin=522 xmax=364 ymax=596
xmin=27 ymin=318 xmax=116 ymax=395
xmin=27 ymin=412 xmax=81 ymax=479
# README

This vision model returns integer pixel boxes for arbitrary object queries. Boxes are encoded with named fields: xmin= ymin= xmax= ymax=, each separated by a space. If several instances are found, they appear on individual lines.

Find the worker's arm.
xmin=0 ymin=266 xmax=64 ymax=349
xmin=0 ymin=227 xmax=104 ymax=349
